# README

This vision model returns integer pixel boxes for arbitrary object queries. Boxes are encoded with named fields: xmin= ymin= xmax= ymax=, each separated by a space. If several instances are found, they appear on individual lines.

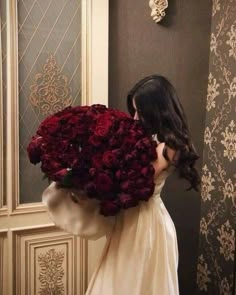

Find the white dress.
xmin=43 ymin=168 xmax=179 ymax=295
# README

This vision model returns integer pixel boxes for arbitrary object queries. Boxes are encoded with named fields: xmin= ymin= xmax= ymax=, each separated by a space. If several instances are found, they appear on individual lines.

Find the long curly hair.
xmin=127 ymin=75 xmax=201 ymax=191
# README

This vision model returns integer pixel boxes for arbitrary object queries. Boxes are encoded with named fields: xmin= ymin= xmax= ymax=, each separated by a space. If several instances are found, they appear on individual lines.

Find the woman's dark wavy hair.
xmin=127 ymin=75 xmax=200 ymax=191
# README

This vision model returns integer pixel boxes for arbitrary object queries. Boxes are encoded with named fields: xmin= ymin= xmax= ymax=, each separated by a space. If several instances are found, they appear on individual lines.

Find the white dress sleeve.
xmin=42 ymin=182 xmax=115 ymax=240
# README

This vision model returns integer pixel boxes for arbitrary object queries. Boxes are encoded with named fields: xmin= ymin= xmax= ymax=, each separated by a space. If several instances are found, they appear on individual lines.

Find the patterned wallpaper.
xmin=197 ymin=0 xmax=236 ymax=294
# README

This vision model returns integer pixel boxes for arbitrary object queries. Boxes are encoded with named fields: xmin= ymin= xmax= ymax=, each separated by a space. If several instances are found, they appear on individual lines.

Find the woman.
xmin=43 ymin=75 xmax=200 ymax=295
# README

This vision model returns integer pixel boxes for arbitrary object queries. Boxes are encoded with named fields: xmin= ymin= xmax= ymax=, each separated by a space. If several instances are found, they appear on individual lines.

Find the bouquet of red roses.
xmin=27 ymin=104 xmax=157 ymax=216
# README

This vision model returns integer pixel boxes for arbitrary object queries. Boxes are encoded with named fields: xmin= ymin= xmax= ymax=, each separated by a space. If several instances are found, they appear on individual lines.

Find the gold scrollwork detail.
xmin=149 ymin=0 xmax=168 ymax=23
xmin=29 ymin=55 xmax=72 ymax=116
xmin=38 ymin=248 xmax=65 ymax=295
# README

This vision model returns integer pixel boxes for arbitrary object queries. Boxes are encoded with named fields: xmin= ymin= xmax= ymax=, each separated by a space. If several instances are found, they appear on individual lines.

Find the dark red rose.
xmin=115 ymin=170 xmax=126 ymax=181
xmin=135 ymin=178 xmax=146 ymax=189
xmin=41 ymin=154 xmax=62 ymax=173
xmin=94 ymin=113 xmax=113 ymax=137
xmin=140 ymin=153 xmax=149 ymax=165
xmin=100 ymin=200 xmax=120 ymax=216
xmin=88 ymin=135 xmax=101 ymax=147
xmin=53 ymin=168 xmax=69 ymax=181
xmin=92 ymin=104 xmax=107 ymax=112
xmin=73 ymin=105 xmax=90 ymax=113
xmin=94 ymin=125 xmax=110 ymax=137
xmin=92 ymin=153 xmax=103 ymax=169
xmin=95 ymin=173 xmax=113 ymax=192
xmin=27 ymin=136 xmax=44 ymax=164
xmin=119 ymin=193 xmax=138 ymax=209
xmin=122 ymin=136 xmax=136 ymax=147
xmin=120 ymin=180 xmax=135 ymax=193
xmin=135 ymin=137 xmax=153 ymax=150
xmin=89 ymin=168 xmax=96 ymax=176
xmin=124 ymin=153 xmax=134 ymax=162
xmin=141 ymin=166 xmax=155 ymax=178
xmin=135 ymin=186 xmax=155 ymax=201
xmin=130 ymin=161 xmax=142 ymax=171
xmin=109 ymin=136 xmax=122 ymax=147
xmin=85 ymin=182 xmax=98 ymax=198
xmin=127 ymin=170 xmax=137 ymax=179
xmin=102 ymin=151 xmax=117 ymax=167
xmin=37 ymin=116 xmax=61 ymax=137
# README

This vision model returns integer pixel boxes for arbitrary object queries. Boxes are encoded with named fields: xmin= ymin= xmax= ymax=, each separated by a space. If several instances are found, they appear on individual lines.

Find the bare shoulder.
xmin=152 ymin=143 xmax=178 ymax=177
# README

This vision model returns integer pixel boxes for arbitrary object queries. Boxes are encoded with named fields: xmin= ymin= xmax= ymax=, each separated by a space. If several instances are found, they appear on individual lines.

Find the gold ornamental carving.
xmin=29 ymin=55 xmax=72 ymax=116
xmin=38 ymin=248 xmax=65 ymax=295
xmin=149 ymin=0 xmax=168 ymax=23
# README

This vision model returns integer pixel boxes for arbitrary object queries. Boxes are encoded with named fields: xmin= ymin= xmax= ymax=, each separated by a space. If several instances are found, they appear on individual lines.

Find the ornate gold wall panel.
xmin=13 ymin=226 xmax=87 ymax=295
xmin=17 ymin=0 xmax=82 ymax=204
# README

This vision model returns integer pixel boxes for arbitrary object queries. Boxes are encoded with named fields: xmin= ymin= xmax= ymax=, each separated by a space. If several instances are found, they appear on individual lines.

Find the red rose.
xmin=88 ymin=135 xmax=101 ymax=147
xmin=135 ymin=186 xmax=155 ymax=201
xmin=119 ymin=193 xmax=138 ymax=209
xmin=141 ymin=166 xmax=155 ymax=178
xmin=37 ymin=116 xmax=61 ymax=137
xmin=89 ymin=168 xmax=96 ymax=176
xmin=127 ymin=170 xmax=137 ymax=179
xmin=94 ymin=114 xmax=113 ymax=137
xmin=95 ymin=173 xmax=113 ymax=192
xmin=92 ymin=104 xmax=107 ymax=112
xmin=100 ymin=200 xmax=120 ymax=216
xmin=92 ymin=154 xmax=103 ymax=169
xmin=53 ymin=168 xmax=69 ymax=181
xmin=130 ymin=161 xmax=142 ymax=171
xmin=41 ymin=154 xmax=62 ymax=174
xmin=27 ymin=136 xmax=44 ymax=164
xmin=94 ymin=125 xmax=109 ymax=137
xmin=120 ymin=180 xmax=135 ymax=193
xmin=102 ymin=151 xmax=117 ymax=167
xmin=109 ymin=136 xmax=122 ymax=147
xmin=85 ymin=182 xmax=97 ymax=198
xmin=115 ymin=170 xmax=126 ymax=181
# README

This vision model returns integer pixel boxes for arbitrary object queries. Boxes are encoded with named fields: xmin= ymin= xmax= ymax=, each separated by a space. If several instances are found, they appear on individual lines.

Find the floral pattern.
xmin=197 ymin=255 xmax=211 ymax=292
xmin=206 ymin=73 xmax=220 ymax=111
xmin=219 ymin=277 xmax=231 ymax=295
xmin=201 ymin=165 xmax=215 ymax=202
xmin=221 ymin=120 xmax=236 ymax=162
xmin=200 ymin=217 xmax=208 ymax=237
xmin=212 ymin=0 xmax=220 ymax=17
xmin=217 ymin=220 xmax=235 ymax=261
xmin=197 ymin=0 xmax=236 ymax=294
xmin=226 ymin=23 xmax=236 ymax=60
xmin=222 ymin=178 xmax=236 ymax=203
xmin=210 ymin=33 xmax=218 ymax=54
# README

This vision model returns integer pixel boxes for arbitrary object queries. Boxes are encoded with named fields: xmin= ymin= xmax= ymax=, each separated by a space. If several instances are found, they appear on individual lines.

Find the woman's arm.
xmin=42 ymin=182 xmax=115 ymax=240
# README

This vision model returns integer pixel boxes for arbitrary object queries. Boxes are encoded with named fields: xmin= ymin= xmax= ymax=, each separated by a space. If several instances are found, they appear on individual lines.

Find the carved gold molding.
xmin=149 ymin=0 xmax=168 ymax=23
xmin=12 ymin=225 xmax=87 ymax=295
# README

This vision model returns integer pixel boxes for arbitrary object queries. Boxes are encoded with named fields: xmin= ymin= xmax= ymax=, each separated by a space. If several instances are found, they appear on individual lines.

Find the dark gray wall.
xmin=109 ymin=1 xmax=212 ymax=294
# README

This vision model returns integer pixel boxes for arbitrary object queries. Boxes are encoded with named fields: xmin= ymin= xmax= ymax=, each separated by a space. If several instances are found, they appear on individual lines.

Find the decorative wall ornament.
xmin=38 ymin=248 xmax=65 ymax=295
xmin=149 ymin=0 xmax=168 ymax=23
xmin=29 ymin=54 xmax=72 ymax=116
